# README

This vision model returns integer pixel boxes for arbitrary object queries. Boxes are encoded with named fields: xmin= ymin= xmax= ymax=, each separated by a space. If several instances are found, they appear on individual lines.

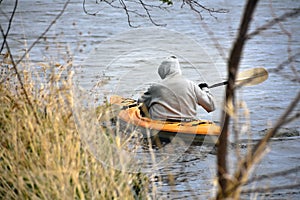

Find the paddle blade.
xmin=236 ymin=67 xmax=268 ymax=87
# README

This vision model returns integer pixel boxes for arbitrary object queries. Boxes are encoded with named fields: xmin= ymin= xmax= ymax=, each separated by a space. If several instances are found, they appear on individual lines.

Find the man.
xmin=138 ymin=55 xmax=215 ymax=121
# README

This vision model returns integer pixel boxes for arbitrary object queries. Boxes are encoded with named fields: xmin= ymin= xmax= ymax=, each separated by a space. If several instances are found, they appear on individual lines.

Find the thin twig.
xmin=0 ymin=24 xmax=40 ymax=125
xmin=246 ymin=166 xmax=300 ymax=184
xmin=1 ymin=0 xmax=71 ymax=125
xmin=119 ymin=0 xmax=139 ymax=28
xmin=230 ymin=91 xmax=300 ymax=196
xmin=0 ymin=0 xmax=18 ymax=54
xmin=268 ymin=51 xmax=300 ymax=82
xmin=241 ymin=183 xmax=300 ymax=194
xmin=253 ymin=91 xmax=300 ymax=150
xmin=138 ymin=0 xmax=166 ymax=26
xmin=15 ymin=0 xmax=71 ymax=66
xmin=83 ymin=0 xmax=228 ymax=27
xmin=0 ymin=0 xmax=40 ymax=124
xmin=83 ymin=0 xmax=98 ymax=16
xmin=269 ymin=0 xmax=299 ymax=82
xmin=183 ymin=0 xmax=228 ymax=20
xmin=269 ymin=52 xmax=300 ymax=74
xmin=246 ymin=7 xmax=300 ymax=39
xmin=283 ymin=112 xmax=300 ymax=125
xmin=199 ymin=21 xmax=227 ymax=62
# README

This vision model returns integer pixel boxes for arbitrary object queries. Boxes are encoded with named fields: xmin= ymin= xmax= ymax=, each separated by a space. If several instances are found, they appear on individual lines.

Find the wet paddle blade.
xmin=235 ymin=67 xmax=268 ymax=87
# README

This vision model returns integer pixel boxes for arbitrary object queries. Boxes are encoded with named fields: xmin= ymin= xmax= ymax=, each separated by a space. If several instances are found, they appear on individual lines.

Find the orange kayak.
xmin=110 ymin=95 xmax=220 ymax=144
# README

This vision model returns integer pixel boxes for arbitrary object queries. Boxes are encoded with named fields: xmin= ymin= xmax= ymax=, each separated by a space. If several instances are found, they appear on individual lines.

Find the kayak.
xmin=110 ymin=95 xmax=221 ymax=144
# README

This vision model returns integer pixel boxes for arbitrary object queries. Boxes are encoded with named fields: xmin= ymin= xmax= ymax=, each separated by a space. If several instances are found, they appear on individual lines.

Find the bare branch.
xmin=219 ymin=5 xmax=300 ymax=198
xmin=0 ymin=0 xmax=18 ymax=54
xmin=82 ymin=0 xmax=169 ymax=27
xmin=15 ymin=0 xmax=71 ymax=66
xmin=182 ymin=0 xmax=228 ymax=20
xmin=0 ymin=24 xmax=41 ymax=124
xmin=283 ymin=112 xmax=300 ymax=125
xmin=216 ymin=0 xmax=259 ymax=199
xmin=229 ymin=91 xmax=300 ymax=197
xmin=119 ymin=0 xmax=140 ymax=28
xmin=138 ymin=0 xmax=166 ymax=26
xmin=82 ymin=0 xmax=228 ymax=26
xmin=199 ymin=21 xmax=227 ymax=61
xmin=246 ymin=7 xmax=300 ymax=39
xmin=246 ymin=166 xmax=300 ymax=184
xmin=268 ymin=51 xmax=300 ymax=82
xmin=1 ymin=0 xmax=71 ymax=125
xmin=83 ymin=0 xmax=99 ymax=16
xmin=255 ymin=91 xmax=300 ymax=143
xmin=241 ymin=183 xmax=300 ymax=194
xmin=269 ymin=52 xmax=300 ymax=74
xmin=269 ymin=2 xmax=298 ymax=82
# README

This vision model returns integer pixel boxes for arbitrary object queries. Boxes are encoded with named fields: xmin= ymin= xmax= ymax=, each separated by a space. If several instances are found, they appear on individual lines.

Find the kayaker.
xmin=138 ymin=56 xmax=215 ymax=121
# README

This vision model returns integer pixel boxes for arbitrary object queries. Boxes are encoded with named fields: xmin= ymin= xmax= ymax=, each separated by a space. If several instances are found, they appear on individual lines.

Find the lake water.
xmin=1 ymin=0 xmax=299 ymax=199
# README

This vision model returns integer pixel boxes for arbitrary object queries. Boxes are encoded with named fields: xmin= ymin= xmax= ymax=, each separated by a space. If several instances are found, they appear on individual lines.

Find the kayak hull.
xmin=110 ymin=95 xmax=220 ymax=144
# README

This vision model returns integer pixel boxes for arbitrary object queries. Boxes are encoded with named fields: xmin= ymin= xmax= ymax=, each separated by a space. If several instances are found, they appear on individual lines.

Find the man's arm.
xmin=196 ymin=83 xmax=216 ymax=112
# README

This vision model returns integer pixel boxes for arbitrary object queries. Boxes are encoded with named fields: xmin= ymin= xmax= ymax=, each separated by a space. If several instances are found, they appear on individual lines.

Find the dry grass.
xmin=0 ymin=62 xmax=148 ymax=199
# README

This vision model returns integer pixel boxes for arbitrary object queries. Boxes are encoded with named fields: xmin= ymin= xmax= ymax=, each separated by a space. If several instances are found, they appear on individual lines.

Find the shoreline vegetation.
xmin=0 ymin=63 xmax=149 ymax=199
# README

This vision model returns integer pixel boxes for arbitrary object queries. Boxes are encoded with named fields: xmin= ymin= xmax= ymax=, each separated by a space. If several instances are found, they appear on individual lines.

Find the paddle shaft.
xmin=207 ymin=67 xmax=268 ymax=89
xmin=209 ymin=81 xmax=228 ymax=89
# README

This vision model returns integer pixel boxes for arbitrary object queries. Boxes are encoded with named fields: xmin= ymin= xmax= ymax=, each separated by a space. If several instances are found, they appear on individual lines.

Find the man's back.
xmin=138 ymin=56 xmax=215 ymax=121
xmin=147 ymin=74 xmax=199 ymax=120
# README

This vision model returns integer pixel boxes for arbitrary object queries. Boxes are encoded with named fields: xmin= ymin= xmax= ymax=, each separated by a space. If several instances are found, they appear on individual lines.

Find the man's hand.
xmin=198 ymin=83 xmax=208 ymax=89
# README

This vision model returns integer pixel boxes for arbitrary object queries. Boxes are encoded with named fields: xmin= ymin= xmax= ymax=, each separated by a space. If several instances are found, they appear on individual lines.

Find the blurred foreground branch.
xmin=228 ymin=91 xmax=300 ymax=198
xmin=217 ymin=0 xmax=300 ymax=198
xmin=246 ymin=165 xmax=300 ymax=185
xmin=246 ymin=7 xmax=300 ymax=39
xmin=216 ymin=0 xmax=259 ymax=199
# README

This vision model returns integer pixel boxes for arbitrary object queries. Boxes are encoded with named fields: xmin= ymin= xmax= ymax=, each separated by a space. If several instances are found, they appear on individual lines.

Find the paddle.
xmin=99 ymin=67 xmax=268 ymax=121
xmin=208 ymin=67 xmax=268 ymax=89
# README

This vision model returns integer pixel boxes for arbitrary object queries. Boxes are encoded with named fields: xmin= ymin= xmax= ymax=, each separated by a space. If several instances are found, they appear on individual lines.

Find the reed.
xmin=0 ymin=62 xmax=148 ymax=199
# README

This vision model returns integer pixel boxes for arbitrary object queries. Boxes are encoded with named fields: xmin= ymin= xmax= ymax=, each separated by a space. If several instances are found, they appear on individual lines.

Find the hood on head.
xmin=158 ymin=56 xmax=182 ymax=79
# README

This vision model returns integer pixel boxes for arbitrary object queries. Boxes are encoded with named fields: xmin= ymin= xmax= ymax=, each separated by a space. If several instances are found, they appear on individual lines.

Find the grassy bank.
xmin=0 ymin=65 xmax=148 ymax=199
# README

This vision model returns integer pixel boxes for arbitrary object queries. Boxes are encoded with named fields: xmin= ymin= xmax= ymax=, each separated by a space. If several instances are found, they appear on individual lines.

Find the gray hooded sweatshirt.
xmin=138 ymin=56 xmax=215 ymax=121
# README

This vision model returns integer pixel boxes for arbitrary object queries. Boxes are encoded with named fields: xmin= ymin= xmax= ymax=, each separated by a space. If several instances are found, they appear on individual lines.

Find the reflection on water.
xmin=1 ymin=0 xmax=299 ymax=199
